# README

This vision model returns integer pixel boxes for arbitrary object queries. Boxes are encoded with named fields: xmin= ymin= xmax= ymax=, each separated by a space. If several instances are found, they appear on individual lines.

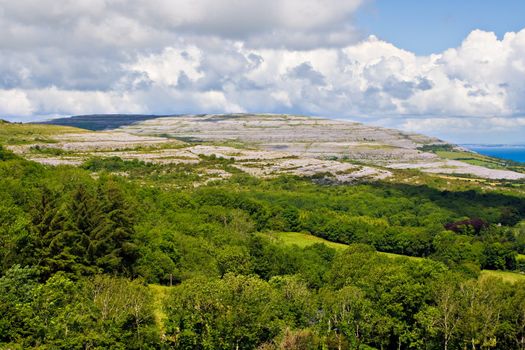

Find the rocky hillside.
xmin=16 ymin=113 xmax=525 ymax=181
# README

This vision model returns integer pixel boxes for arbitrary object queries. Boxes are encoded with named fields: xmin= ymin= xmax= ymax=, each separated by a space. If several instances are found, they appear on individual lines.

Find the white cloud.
xmin=0 ymin=89 xmax=33 ymax=116
xmin=397 ymin=116 xmax=525 ymax=144
xmin=1 ymin=1 xmax=525 ymax=142
xmin=128 ymin=46 xmax=204 ymax=87
xmin=0 ymin=0 xmax=366 ymax=51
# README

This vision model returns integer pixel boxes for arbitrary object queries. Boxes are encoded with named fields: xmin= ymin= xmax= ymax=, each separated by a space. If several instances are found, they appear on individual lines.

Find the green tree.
xmin=321 ymin=285 xmax=377 ymax=350
xmin=91 ymin=181 xmax=138 ymax=274
xmin=417 ymin=274 xmax=462 ymax=350
xmin=166 ymin=274 xmax=282 ymax=349
xmin=0 ymin=265 xmax=38 ymax=344
xmin=458 ymin=278 xmax=506 ymax=349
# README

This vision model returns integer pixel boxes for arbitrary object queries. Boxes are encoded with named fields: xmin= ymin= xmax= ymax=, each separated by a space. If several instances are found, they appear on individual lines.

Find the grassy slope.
xmin=480 ymin=270 xmax=525 ymax=283
xmin=149 ymin=284 xmax=170 ymax=336
xmin=272 ymin=232 xmax=425 ymax=262
xmin=0 ymin=122 xmax=86 ymax=145
xmin=273 ymin=232 xmax=525 ymax=282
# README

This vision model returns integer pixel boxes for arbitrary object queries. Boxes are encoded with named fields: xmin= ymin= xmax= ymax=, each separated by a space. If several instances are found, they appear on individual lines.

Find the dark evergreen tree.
xmin=91 ymin=181 xmax=138 ymax=275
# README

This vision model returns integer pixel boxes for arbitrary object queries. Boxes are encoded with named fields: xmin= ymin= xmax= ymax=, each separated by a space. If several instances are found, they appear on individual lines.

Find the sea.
xmin=465 ymin=145 xmax=525 ymax=163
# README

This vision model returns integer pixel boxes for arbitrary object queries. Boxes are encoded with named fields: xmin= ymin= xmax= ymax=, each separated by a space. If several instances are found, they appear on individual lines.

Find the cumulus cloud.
xmin=1 ymin=1 xmax=525 ymax=142
xmin=0 ymin=90 xmax=33 ymax=116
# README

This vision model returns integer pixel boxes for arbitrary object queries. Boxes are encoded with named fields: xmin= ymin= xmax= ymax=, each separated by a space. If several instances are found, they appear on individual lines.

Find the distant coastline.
xmin=463 ymin=144 xmax=525 ymax=163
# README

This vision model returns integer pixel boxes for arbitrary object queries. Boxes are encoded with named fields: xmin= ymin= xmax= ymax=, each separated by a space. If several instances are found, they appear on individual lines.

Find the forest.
xmin=2 ymin=145 xmax=525 ymax=349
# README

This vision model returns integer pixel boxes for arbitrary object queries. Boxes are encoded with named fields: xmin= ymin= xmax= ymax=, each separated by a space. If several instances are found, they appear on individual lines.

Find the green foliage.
xmin=23 ymin=180 xmax=139 ymax=278
xmin=0 ymin=267 xmax=158 ymax=348
xmin=29 ymin=144 xmax=67 ymax=155
xmin=0 ymin=145 xmax=19 ymax=160
xmin=1 ymin=151 xmax=525 ymax=348
xmin=417 ymin=144 xmax=456 ymax=152
xmin=166 ymin=274 xmax=283 ymax=349
xmin=82 ymin=156 xmax=152 ymax=172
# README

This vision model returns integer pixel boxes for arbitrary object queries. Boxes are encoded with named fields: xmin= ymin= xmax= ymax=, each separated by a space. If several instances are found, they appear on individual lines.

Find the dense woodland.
xmin=2 ymin=145 xmax=525 ymax=349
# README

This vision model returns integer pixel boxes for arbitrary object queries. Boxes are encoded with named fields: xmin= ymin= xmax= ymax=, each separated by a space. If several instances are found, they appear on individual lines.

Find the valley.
xmin=2 ymin=114 xmax=525 ymax=349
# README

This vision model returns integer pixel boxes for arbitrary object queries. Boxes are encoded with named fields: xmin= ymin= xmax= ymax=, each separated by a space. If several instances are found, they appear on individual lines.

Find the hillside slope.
xmin=40 ymin=113 xmax=525 ymax=181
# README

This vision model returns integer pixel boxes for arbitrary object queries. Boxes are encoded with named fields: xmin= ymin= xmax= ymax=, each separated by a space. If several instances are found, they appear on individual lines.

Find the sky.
xmin=356 ymin=0 xmax=525 ymax=55
xmin=0 ymin=0 xmax=524 ymax=144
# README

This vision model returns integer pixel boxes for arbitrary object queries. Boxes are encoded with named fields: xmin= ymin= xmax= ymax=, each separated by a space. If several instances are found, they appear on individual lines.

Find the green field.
xmin=274 ymin=232 xmax=525 ymax=282
xmin=272 ymin=231 xmax=348 ymax=250
xmin=0 ymin=122 xmax=86 ymax=145
xmin=480 ymin=269 xmax=525 ymax=283
xmin=272 ymin=231 xmax=425 ymax=262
